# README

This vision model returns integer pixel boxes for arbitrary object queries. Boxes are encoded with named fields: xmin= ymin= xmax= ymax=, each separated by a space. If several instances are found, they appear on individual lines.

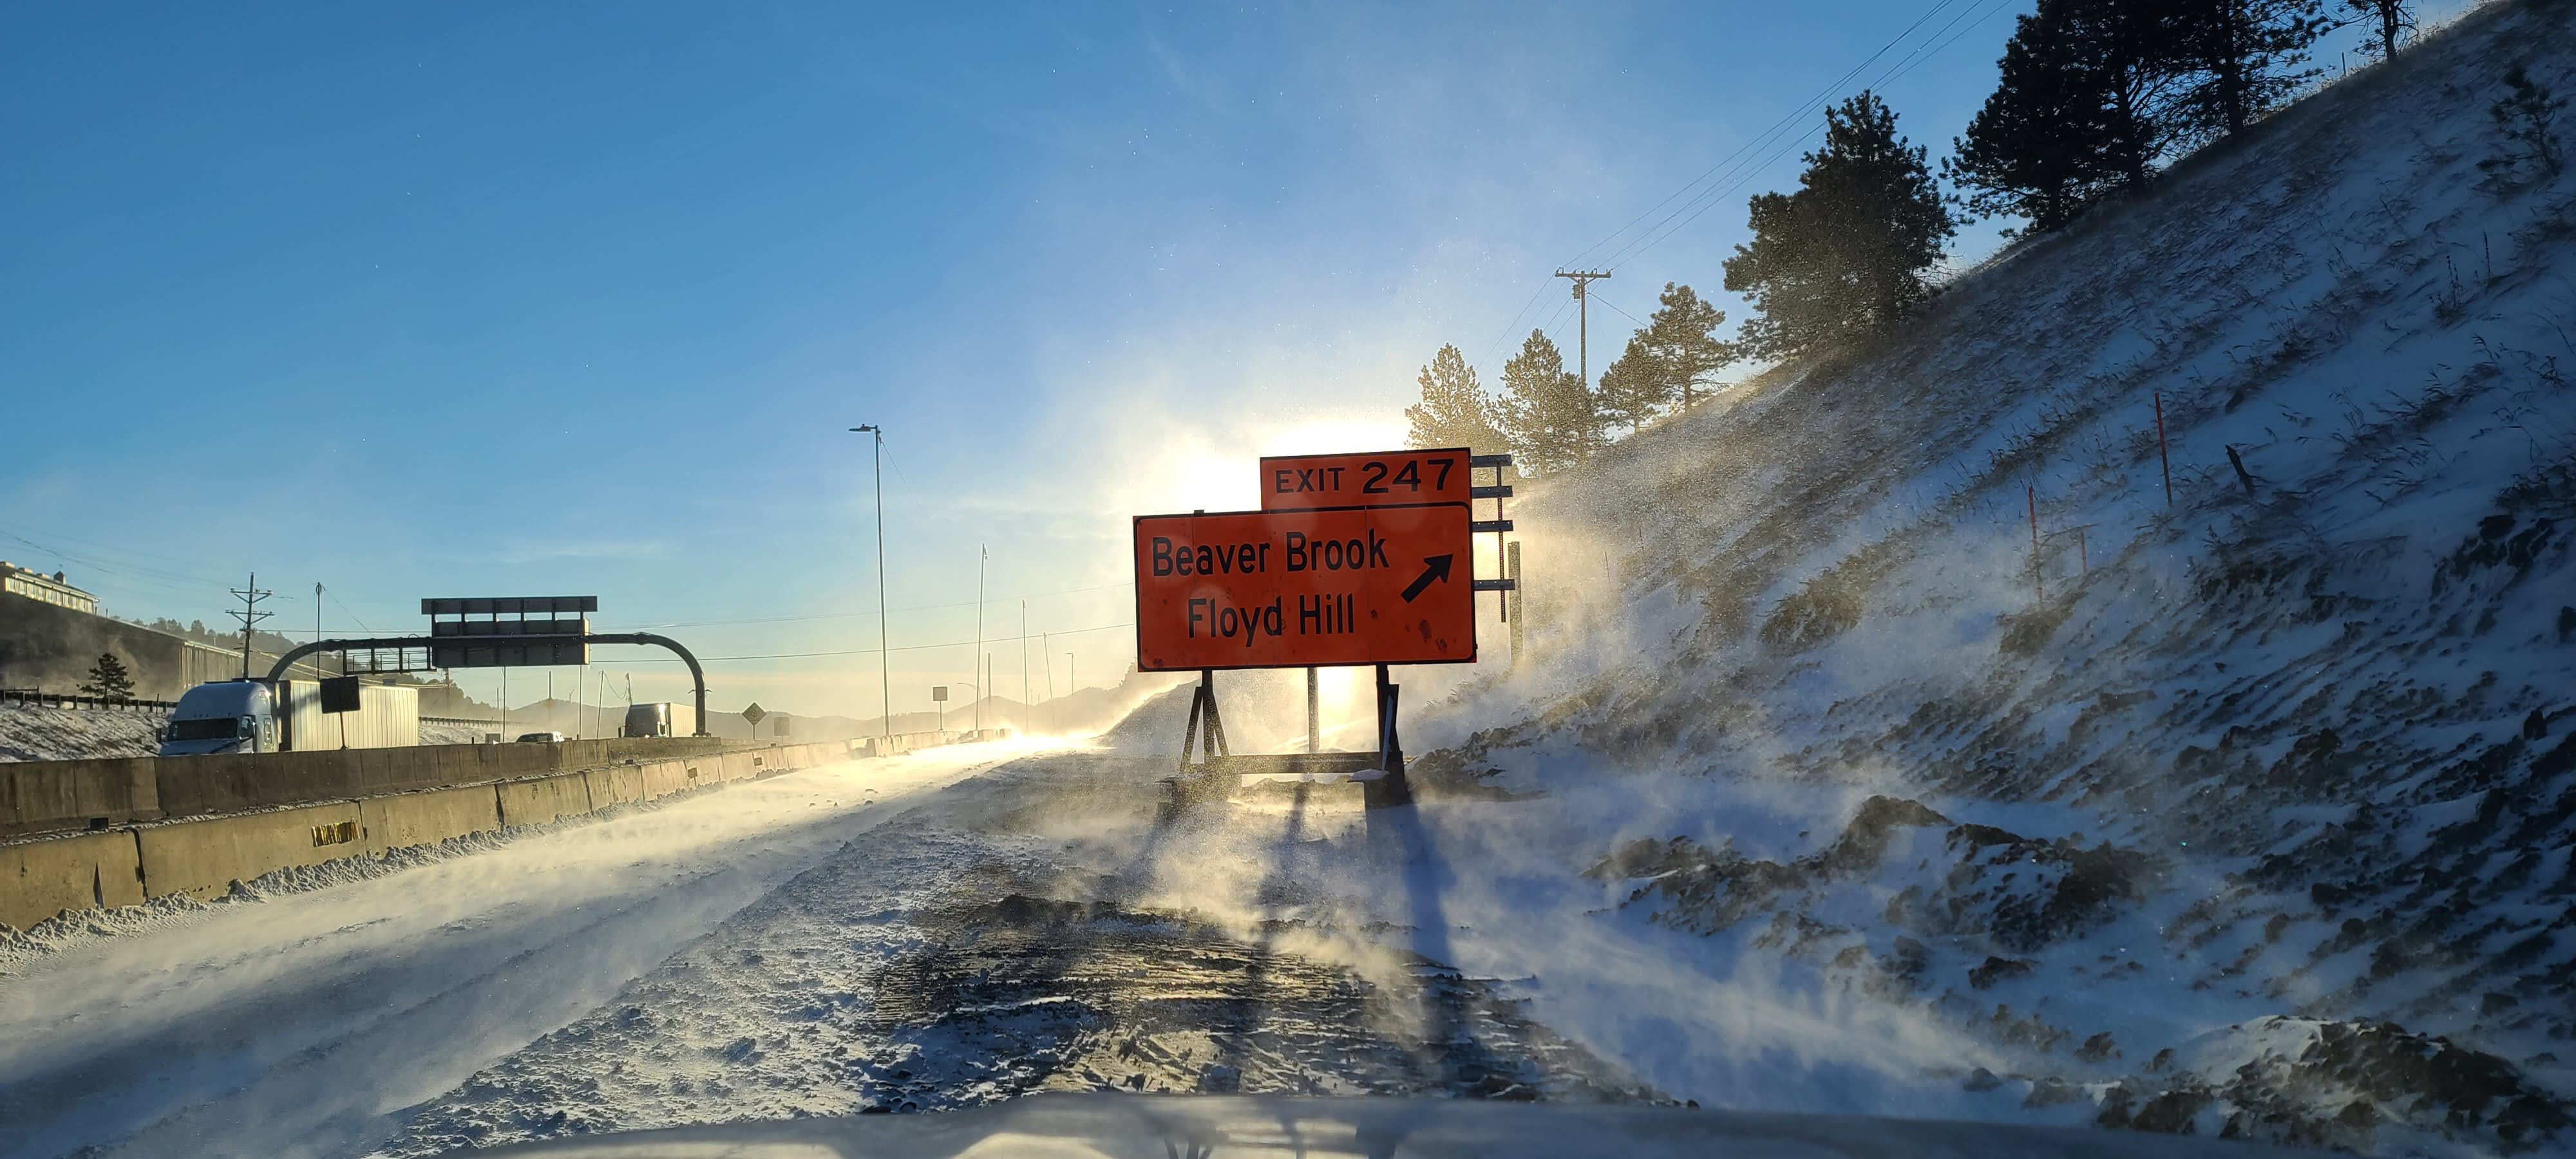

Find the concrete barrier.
xmin=1 ymin=830 xmax=143 ymax=930
xmin=2 ymin=757 xmax=160 ymax=838
xmin=136 ymin=801 xmax=365 ymax=901
xmin=4 ymin=735 xmax=867 ymax=928
xmin=639 ymin=760 xmax=693 ymax=801
xmin=0 ymin=737 xmax=735 ymax=838
xmin=497 ymin=773 xmax=594 ymax=828
xmin=358 ymin=785 xmax=503 ymax=856
xmin=584 ymin=765 xmax=647 ymax=808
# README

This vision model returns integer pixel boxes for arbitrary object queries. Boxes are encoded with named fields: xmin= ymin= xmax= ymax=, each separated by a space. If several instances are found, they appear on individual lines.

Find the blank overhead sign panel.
xmin=421 ymin=596 xmax=599 ymax=668
xmin=1133 ymin=502 xmax=1475 ymax=672
xmin=1260 ymin=447 xmax=1473 ymax=511
xmin=421 ymin=597 xmax=599 ymax=616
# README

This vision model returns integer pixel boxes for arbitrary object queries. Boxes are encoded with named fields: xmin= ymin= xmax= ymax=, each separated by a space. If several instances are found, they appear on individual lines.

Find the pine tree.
xmin=1948 ymin=1 xmax=2124 ymax=233
xmin=1600 ymin=282 xmax=1733 ymax=431
xmin=1946 ymin=0 xmax=2170 ymax=233
xmin=2479 ymin=64 xmax=2566 ymax=184
xmin=1493 ymin=330 xmax=1601 ymax=475
xmin=1642 ymin=283 xmax=1732 ymax=413
xmin=2345 ymin=0 xmax=2411 ymax=60
xmin=2163 ymin=0 xmax=2328 ymax=139
xmin=1596 ymin=332 xmax=1666 ymax=435
xmin=1402 ymin=344 xmax=1508 ymax=453
xmin=1725 ymin=93 xmax=1956 ymax=359
xmin=80 ymin=651 xmax=135 ymax=701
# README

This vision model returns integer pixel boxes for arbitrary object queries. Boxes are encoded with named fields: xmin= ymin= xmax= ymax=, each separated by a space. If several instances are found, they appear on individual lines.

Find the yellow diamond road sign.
xmin=743 ymin=702 xmax=766 ymax=724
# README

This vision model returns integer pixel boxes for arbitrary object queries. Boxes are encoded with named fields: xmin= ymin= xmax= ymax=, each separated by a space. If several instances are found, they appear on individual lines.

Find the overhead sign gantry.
xmin=264 ymin=596 xmax=711 ymax=737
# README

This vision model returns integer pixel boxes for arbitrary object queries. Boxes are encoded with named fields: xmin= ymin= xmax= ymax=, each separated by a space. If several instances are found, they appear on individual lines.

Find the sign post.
xmin=1134 ymin=500 xmax=1477 ymax=811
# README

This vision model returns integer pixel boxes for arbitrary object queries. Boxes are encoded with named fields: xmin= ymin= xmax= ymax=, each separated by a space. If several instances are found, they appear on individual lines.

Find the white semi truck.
xmin=621 ymin=701 xmax=699 ymax=739
xmin=158 ymin=678 xmax=421 ymax=756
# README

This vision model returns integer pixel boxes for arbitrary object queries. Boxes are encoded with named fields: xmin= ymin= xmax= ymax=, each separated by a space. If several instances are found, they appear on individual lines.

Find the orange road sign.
xmin=1260 ymin=447 xmax=1475 ymax=510
xmin=1133 ymin=503 xmax=1475 ymax=671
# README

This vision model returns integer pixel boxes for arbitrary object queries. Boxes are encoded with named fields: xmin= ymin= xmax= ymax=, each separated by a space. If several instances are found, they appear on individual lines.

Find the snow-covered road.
xmin=0 ymin=741 xmax=1681 ymax=1159
xmin=0 ymin=745 xmax=1013 ymax=1159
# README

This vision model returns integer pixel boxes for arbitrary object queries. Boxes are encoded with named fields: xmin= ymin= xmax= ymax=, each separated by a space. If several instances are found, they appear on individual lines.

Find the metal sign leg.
xmin=1306 ymin=666 xmax=1318 ymax=754
xmin=1365 ymin=663 xmax=1412 ymax=808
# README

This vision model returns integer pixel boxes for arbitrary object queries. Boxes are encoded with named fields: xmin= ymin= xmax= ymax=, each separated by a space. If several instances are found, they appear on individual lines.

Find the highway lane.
xmin=0 ymin=744 xmax=1015 ymax=1159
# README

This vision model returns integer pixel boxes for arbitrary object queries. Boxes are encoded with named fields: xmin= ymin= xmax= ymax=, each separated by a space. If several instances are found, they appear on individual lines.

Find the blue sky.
xmin=0 ymin=1 xmax=2421 ymax=717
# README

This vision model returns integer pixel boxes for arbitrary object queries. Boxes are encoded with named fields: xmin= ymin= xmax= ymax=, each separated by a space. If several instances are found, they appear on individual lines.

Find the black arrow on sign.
xmin=1399 ymin=554 xmax=1454 ymax=603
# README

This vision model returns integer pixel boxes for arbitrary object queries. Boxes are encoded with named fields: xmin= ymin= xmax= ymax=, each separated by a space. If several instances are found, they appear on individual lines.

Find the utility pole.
xmin=1555 ymin=270 xmax=1611 ymax=399
xmin=314 ymin=583 xmax=323 ymax=679
xmin=849 ymin=425 xmax=891 ymax=742
xmin=1041 ymin=630 xmax=1055 ymax=733
xmin=974 ymin=545 xmax=986 ymax=735
xmin=1019 ymin=599 xmax=1029 ymax=729
xmin=227 ymin=574 xmax=274 ymax=679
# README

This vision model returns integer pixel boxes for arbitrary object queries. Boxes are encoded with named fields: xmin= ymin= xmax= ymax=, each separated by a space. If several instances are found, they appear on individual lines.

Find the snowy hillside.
xmin=0 ymin=704 xmax=161 ymax=762
xmin=0 ymin=703 xmax=493 ymax=761
xmin=1399 ymin=2 xmax=2576 ymax=1153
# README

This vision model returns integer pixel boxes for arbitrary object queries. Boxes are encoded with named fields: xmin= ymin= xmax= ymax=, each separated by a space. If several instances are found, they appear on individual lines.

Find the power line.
xmin=1587 ymin=288 xmax=1649 ymax=328
xmin=1575 ymin=0 xmax=1973 ymax=274
xmin=1472 ymin=0 xmax=1959 ymax=379
xmin=607 ymin=580 xmax=1136 ymax=631
xmin=1600 ymin=0 xmax=2015 ymax=270
xmin=1881 ymin=0 xmax=2020 ymax=87
xmin=614 ymin=620 xmax=1136 ymax=664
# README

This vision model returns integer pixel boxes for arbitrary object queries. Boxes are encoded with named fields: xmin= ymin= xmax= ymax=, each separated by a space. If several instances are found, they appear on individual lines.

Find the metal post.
xmin=1306 ymin=666 xmax=1318 ymax=753
xmin=1368 ymin=663 xmax=1411 ymax=808
xmin=1507 ymin=541 xmax=1524 ymax=668
xmin=974 ymin=545 xmax=986 ymax=735
xmin=2154 ymin=391 xmax=2173 ymax=508
xmin=851 ymin=426 xmax=891 ymax=742
xmin=2027 ymin=485 xmax=2043 ymax=599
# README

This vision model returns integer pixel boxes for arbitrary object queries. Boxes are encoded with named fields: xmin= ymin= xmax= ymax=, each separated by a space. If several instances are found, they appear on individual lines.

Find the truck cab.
xmin=158 ymin=679 xmax=279 ymax=756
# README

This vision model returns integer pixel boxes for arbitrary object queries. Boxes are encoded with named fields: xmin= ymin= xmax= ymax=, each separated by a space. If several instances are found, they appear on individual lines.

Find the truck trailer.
xmin=622 ymin=701 xmax=700 ymax=738
xmin=158 ymin=678 xmax=421 ymax=756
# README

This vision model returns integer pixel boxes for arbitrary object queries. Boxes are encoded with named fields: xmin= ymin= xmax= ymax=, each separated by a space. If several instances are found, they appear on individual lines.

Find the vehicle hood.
xmin=455 ymin=1093 xmax=2327 ymax=1158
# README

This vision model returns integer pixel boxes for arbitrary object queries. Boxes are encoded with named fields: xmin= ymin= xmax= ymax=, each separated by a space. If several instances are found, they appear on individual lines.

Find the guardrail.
xmin=0 ymin=689 xmax=176 ymax=713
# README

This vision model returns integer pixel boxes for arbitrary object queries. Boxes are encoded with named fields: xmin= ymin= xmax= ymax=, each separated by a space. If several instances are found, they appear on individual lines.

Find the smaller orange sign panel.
xmin=1260 ymin=447 xmax=1474 ymax=511
xmin=1133 ymin=503 xmax=1475 ymax=672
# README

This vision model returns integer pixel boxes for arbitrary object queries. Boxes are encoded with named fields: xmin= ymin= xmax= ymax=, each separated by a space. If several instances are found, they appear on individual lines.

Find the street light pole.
xmin=974 ymin=544 xmax=986 ymax=735
xmin=850 ymin=425 xmax=891 ymax=742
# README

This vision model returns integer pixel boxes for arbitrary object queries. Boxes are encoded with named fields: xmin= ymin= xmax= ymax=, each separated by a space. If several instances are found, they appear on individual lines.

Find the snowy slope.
xmin=1390 ymin=2 xmax=2576 ymax=1153
xmin=0 ymin=702 xmax=520 ymax=760
xmin=0 ymin=703 xmax=161 ymax=761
